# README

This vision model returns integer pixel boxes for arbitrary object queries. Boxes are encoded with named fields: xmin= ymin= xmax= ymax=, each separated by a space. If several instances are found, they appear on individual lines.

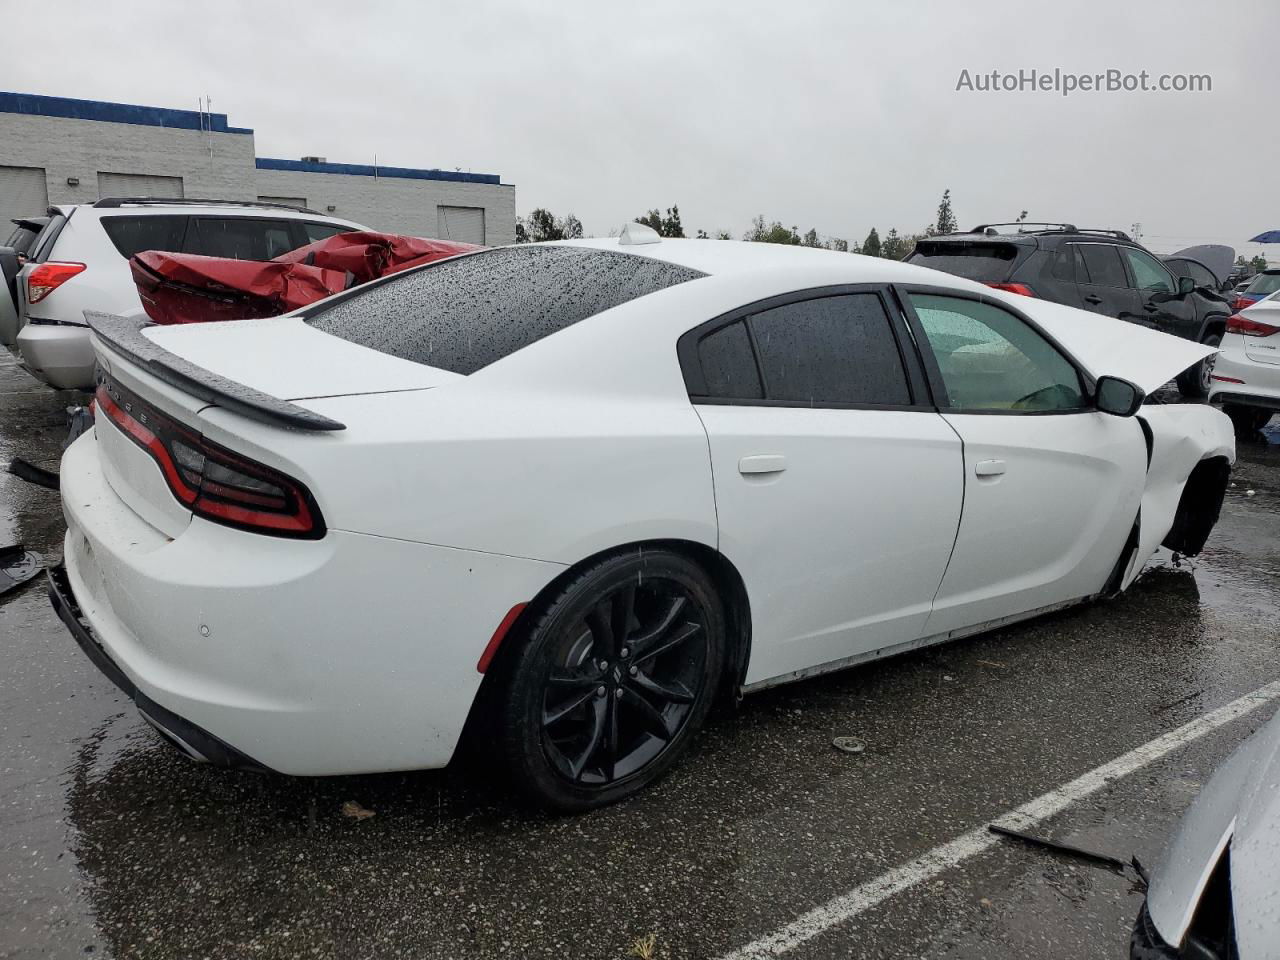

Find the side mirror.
xmin=1095 ymin=376 xmax=1145 ymax=417
xmin=1177 ymin=275 xmax=1196 ymax=295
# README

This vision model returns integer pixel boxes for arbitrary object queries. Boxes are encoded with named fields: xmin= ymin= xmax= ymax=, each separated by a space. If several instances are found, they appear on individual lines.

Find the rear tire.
xmin=1176 ymin=331 xmax=1222 ymax=399
xmin=499 ymin=548 xmax=725 ymax=812
xmin=1223 ymin=403 xmax=1274 ymax=436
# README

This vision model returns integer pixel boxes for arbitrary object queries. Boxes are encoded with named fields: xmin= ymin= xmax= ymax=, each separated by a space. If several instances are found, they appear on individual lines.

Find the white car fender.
xmin=1121 ymin=404 xmax=1235 ymax=589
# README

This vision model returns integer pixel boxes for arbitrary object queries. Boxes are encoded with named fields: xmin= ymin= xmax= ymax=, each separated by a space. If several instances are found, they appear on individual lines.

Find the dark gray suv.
xmin=907 ymin=223 xmax=1232 ymax=397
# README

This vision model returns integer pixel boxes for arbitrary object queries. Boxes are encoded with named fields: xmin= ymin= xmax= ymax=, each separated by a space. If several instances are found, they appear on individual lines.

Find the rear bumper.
xmin=57 ymin=427 xmax=564 ymax=776
xmin=1208 ymin=347 xmax=1280 ymax=410
xmin=48 ymin=563 xmax=271 ymax=772
xmin=16 ymin=322 xmax=95 ymax=390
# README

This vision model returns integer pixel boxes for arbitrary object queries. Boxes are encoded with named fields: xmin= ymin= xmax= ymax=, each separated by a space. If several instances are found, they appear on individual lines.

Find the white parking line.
xmin=722 ymin=679 xmax=1280 ymax=959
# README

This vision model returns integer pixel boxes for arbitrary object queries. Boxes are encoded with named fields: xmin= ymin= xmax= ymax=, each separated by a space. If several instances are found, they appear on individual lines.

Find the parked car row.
xmin=906 ymin=223 xmax=1233 ymax=398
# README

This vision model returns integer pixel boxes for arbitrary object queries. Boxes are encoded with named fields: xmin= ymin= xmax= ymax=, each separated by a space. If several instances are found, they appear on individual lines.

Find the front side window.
xmin=308 ymin=246 xmax=705 ymax=375
xmin=1122 ymin=248 xmax=1175 ymax=293
xmin=187 ymin=218 xmax=298 ymax=260
xmin=909 ymin=293 xmax=1086 ymax=412
xmin=1078 ymin=244 xmax=1129 ymax=288
xmin=100 ymin=215 xmax=188 ymax=259
xmin=1187 ymin=263 xmax=1217 ymax=288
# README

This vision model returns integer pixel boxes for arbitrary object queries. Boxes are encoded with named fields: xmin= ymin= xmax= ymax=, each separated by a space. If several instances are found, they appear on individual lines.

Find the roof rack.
xmin=93 ymin=197 xmax=322 ymax=215
xmin=1072 ymin=228 xmax=1133 ymax=241
xmin=968 ymin=222 xmax=1078 ymax=235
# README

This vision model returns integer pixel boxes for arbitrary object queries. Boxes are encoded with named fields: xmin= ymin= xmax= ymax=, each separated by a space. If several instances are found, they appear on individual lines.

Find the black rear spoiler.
xmin=84 ymin=312 xmax=346 ymax=432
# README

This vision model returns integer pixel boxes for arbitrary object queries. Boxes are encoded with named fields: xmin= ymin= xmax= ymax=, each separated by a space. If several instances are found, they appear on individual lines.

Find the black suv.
xmin=907 ymin=223 xmax=1231 ymax=397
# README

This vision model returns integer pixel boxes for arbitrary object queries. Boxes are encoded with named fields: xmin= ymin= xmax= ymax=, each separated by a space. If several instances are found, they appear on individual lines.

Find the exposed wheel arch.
xmin=1161 ymin=455 xmax=1232 ymax=556
xmin=460 ymin=539 xmax=753 ymax=751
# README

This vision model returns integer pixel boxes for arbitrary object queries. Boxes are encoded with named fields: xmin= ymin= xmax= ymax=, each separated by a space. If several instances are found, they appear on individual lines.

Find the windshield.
xmin=1247 ymin=272 xmax=1280 ymax=295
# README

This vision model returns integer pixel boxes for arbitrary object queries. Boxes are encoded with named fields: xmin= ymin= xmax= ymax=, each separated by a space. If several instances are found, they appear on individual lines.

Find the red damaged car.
xmin=130 ymin=232 xmax=479 ymax=325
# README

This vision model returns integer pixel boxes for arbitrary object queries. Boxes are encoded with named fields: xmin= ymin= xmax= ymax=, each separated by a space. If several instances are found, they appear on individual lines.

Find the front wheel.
xmin=499 ymin=549 xmax=726 ymax=811
xmin=1176 ymin=331 xmax=1222 ymax=399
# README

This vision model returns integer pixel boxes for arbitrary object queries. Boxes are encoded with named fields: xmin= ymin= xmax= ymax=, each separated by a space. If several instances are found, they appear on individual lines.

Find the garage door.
xmin=97 ymin=172 xmax=184 ymax=200
xmin=258 ymin=195 xmax=308 ymax=210
xmin=437 ymin=206 xmax=485 ymax=244
xmin=0 ymin=165 xmax=49 ymax=225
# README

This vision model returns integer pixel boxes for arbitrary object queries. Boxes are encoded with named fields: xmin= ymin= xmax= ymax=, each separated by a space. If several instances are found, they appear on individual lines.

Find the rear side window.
xmin=100 ymin=215 xmax=188 ymax=258
xmin=1050 ymin=245 xmax=1077 ymax=282
xmin=748 ymin=294 xmax=911 ymax=405
xmin=307 ymin=246 xmax=705 ymax=375
xmin=907 ymin=242 xmax=1018 ymax=281
xmin=697 ymin=321 xmax=763 ymax=399
xmin=186 ymin=218 xmax=298 ymax=260
xmin=1078 ymin=244 xmax=1129 ymax=288
xmin=302 ymin=222 xmax=350 ymax=244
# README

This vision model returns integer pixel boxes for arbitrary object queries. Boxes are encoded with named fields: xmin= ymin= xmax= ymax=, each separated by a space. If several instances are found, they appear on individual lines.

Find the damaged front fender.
xmin=1119 ymin=405 xmax=1235 ymax=590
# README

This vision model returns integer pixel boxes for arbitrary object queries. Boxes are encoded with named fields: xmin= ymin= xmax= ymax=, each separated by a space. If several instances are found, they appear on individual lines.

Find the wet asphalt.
xmin=2 ymin=351 xmax=1279 ymax=960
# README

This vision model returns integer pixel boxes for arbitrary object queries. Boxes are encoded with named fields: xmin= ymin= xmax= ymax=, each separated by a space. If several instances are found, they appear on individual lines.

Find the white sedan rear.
xmin=52 ymin=235 xmax=1234 ymax=810
xmin=1208 ymin=292 xmax=1280 ymax=433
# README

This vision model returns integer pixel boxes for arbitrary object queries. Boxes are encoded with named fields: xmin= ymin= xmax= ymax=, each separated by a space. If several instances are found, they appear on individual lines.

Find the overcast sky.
xmin=5 ymin=0 xmax=1277 ymax=260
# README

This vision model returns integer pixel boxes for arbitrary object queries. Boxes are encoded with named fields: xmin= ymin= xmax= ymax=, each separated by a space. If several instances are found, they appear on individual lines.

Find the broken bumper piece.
xmin=47 ymin=563 xmax=273 ymax=773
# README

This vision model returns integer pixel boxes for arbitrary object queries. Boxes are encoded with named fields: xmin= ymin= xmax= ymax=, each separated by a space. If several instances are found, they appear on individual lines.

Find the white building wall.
xmin=254 ymin=168 xmax=516 ymax=245
xmin=0 ymin=113 xmax=256 ymax=207
xmin=0 ymin=99 xmax=515 ymax=244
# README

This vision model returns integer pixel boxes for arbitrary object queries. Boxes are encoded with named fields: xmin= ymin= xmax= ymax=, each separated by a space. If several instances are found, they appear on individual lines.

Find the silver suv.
xmin=4 ymin=198 xmax=366 ymax=390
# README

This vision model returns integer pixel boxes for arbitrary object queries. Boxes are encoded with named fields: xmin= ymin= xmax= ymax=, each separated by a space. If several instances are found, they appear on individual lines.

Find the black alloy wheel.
xmin=499 ymin=549 xmax=725 ymax=811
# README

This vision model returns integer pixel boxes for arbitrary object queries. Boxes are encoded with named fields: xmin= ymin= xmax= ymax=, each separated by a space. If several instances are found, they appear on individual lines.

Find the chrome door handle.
xmin=739 ymin=455 xmax=787 ymax=475
xmin=974 ymin=459 xmax=1006 ymax=477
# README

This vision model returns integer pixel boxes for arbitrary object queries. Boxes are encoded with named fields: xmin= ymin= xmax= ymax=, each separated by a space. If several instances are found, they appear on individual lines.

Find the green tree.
xmin=695 ymin=228 xmax=709 ymax=239
xmin=931 ymin=189 xmax=957 ymax=236
xmin=635 ymin=209 xmax=664 ymax=234
xmin=715 ymin=229 xmax=732 ymax=240
xmin=826 ymin=237 xmax=849 ymax=253
xmin=861 ymin=227 xmax=882 ymax=257
xmin=634 ymin=205 xmax=684 ymax=238
xmin=516 ymin=208 xmax=583 ymax=242
xmin=801 ymin=228 xmax=823 ymax=248
xmin=744 ymin=214 xmax=801 ymax=245
xmin=881 ymin=228 xmax=911 ymax=260
xmin=1250 ymin=254 xmax=1269 ymax=272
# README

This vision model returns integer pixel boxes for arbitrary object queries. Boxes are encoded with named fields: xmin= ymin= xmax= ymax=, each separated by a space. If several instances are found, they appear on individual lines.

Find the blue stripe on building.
xmin=0 ymin=91 xmax=253 ymax=134
xmin=254 ymin=157 xmax=500 ymax=186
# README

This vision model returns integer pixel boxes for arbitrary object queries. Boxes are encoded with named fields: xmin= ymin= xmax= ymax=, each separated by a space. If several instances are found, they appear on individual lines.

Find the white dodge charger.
xmin=52 ymin=229 xmax=1235 ymax=810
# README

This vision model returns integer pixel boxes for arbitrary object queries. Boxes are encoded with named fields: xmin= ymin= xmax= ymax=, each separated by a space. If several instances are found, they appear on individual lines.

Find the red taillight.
xmin=95 ymin=379 xmax=324 ymax=539
xmin=1226 ymin=313 xmax=1280 ymax=338
xmin=984 ymin=282 xmax=1036 ymax=297
xmin=27 ymin=262 xmax=86 ymax=304
xmin=1231 ymin=296 xmax=1256 ymax=311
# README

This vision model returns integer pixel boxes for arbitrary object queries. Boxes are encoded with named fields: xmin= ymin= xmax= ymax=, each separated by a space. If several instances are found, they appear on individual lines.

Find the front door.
xmin=684 ymin=289 xmax=965 ymax=685
xmin=1077 ymin=243 xmax=1144 ymax=325
xmin=1120 ymin=246 xmax=1199 ymax=342
xmin=901 ymin=290 xmax=1147 ymax=637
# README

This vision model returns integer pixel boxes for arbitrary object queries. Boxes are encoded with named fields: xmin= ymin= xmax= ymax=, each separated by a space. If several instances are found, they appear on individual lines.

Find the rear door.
xmin=1077 ymin=243 xmax=1143 ymax=323
xmin=901 ymin=289 xmax=1146 ymax=637
xmin=685 ymin=287 xmax=965 ymax=684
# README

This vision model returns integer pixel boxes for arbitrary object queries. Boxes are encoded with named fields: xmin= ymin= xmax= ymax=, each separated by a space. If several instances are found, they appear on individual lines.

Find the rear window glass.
xmin=907 ymin=242 xmax=1018 ymax=281
xmin=4 ymin=224 xmax=41 ymax=255
xmin=697 ymin=320 xmax=763 ymax=399
xmin=307 ymin=246 xmax=706 ymax=375
xmin=100 ymin=215 xmax=188 ymax=258
xmin=1248 ymin=272 xmax=1280 ymax=295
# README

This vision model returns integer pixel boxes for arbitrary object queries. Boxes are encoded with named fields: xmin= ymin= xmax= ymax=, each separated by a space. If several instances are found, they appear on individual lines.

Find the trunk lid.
xmin=86 ymin=313 xmax=457 ymax=537
xmin=1239 ymin=298 xmax=1280 ymax=366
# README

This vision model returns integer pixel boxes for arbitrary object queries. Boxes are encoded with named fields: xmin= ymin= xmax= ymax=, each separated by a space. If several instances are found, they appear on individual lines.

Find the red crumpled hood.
xmin=130 ymin=232 xmax=479 ymax=325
